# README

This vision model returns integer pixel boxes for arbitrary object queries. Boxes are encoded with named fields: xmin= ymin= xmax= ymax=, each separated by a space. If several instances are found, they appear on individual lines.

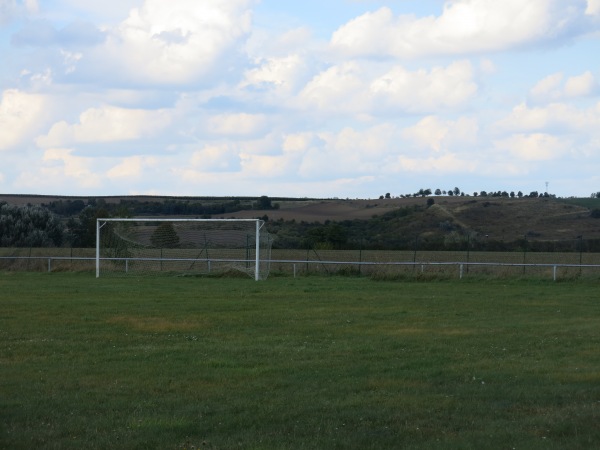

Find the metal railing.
xmin=2 ymin=254 xmax=600 ymax=280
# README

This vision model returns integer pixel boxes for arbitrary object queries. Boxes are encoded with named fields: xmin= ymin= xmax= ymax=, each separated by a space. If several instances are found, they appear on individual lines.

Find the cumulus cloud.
xmin=190 ymin=144 xmax=241 ymax=172
xmin=107 ymin=155 xmax=159 ymax=179
xmin=0 ymin=0 xmax=16 ymax=25
xmin=402 ymin=116 xmax=478 ymax=152
xmin=293 ymin=125 xmax=401 ymax=178
xmin=530 ymin=71 xmax=598 ymax=102
xmin=84 ymin=0 xmax=254 ymax=85
xmin=0 ymin=0 xmax=38 ymax=25
xmin=33 ymin=148 xmax=102 ymax=188
xmin=299 ymin=60 xmax=477 ymax=115
xmin=496 ymin=102 xmax=600 ymax=133
xmin=0 ymin=89 xmax=46 ymax=151
xmin=565 ymin=71 xmax=598 ymax=97
xmin=207 ymin=113 xmax=267 ymax=136
xmin=494 ymin=133 xmax=570 ymax=161
xmin=241 ymin=54 xmax=309 ymax=96
xmin=331 ymin=1 xmax=593 ymax=58
xmin=36 ymin=105 xmax=173 ymax=148
xmin=587 ymin=0 xmax=600 ymax=15
xmin=391 ymin=153 xmax=478 ymax=175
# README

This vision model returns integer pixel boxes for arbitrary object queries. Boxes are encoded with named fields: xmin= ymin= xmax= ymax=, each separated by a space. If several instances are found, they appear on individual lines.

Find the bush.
xmin=0 ymin=204 xmax=65 ymax=247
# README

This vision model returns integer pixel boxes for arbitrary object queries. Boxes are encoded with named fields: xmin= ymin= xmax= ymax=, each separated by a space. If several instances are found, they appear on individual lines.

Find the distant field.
xmin=1 ymin=273 xmax=599 ymax=449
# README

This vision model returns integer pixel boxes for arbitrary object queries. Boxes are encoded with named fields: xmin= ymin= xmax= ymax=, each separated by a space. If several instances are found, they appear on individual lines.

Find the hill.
xmin=2 ymin=194 xmax=600 ymax=250
xmin=220 ymin=196 xmax=600 ymax=243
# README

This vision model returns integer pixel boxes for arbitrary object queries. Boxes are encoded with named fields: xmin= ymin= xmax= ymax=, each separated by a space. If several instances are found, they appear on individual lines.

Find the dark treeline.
xmin=2 ymin=196 xmax=600 ymax=252
xmin=43 ymin=196 xmax=280 ymax=217
xmin=382 ymin=187 xmax=555 ymax=199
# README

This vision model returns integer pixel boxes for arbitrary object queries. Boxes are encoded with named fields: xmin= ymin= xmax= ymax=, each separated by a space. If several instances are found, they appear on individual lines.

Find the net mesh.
xmin=97 ymin=219 xmax=273 ymax=279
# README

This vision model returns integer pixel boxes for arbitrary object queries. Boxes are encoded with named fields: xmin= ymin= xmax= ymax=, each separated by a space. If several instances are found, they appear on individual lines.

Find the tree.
xmin=434 ymin=189 xmax=442 ymax=196
xmin=427 ymin=198 xmax=435 ymax=207
xmin=385 ymin=193 xmax=391 ymax=199
xmin=67 ymin=206 xmax=110 ymax=248
xmin=254 ymin=196 xmax=273 ymax=210
xmin=150 ymin=222 xmax=180 ymax=248
xmin=0 ymin=204 xmax=65 ymax=247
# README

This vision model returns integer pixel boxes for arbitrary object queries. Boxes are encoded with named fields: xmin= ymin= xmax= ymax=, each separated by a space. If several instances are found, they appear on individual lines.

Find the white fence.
xmin=2 ymin=253 xmax=600 ymax=280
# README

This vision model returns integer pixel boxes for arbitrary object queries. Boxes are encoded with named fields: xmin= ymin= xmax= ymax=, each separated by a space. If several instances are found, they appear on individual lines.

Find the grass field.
xmin=1 ymin=273 xmax=599 ymax=449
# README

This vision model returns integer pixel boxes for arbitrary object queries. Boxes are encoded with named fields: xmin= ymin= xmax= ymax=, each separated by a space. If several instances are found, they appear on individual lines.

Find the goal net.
xmin=96 ymin=218 xmax=273 ymax=280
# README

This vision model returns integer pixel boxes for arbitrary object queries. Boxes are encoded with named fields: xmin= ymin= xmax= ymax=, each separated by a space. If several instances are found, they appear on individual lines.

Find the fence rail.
xmin=2 ymin=253 xmax=600 ymax=280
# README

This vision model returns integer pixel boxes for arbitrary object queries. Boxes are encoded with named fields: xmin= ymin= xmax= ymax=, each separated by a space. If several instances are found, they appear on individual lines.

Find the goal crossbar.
xmin=96 ymin=218 xmax=269 ymax=280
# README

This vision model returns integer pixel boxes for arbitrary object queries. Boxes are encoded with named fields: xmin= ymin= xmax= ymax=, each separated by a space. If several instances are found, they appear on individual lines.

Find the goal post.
xmin=96 ymin=218 xmax=273 ymax=280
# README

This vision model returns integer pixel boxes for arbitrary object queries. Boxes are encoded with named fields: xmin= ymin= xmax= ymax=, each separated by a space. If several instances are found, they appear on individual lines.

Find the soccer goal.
xmin=96 ymin=218 xmax=273 ymax=280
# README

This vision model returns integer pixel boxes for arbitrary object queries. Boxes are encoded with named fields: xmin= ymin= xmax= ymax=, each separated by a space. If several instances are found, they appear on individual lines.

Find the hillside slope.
xmin=218 ymin=196 xmax=600 ymax=243
xmin=2 ymin=194 xmax=600 ymax=247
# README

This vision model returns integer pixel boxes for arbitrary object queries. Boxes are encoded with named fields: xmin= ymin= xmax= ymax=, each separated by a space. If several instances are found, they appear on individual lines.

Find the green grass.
xmin=1 ymin=273 xmax=599 ymax=449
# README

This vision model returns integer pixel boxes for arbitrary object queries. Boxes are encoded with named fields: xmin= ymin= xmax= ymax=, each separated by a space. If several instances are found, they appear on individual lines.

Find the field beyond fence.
xmin=1 ymin=273 xmax=599 ymax=449
xmin=2 ymin=247 xmax=600 ymax=280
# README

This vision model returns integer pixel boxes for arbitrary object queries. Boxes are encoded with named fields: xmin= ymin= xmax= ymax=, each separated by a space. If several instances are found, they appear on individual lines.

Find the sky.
xmin=1 ymin=0 xmax=600 ymax=199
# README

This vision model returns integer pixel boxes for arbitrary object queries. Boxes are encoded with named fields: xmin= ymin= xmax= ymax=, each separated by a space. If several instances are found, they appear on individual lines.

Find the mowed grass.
xmin=1 ymin=273 xmax=599 ymax=449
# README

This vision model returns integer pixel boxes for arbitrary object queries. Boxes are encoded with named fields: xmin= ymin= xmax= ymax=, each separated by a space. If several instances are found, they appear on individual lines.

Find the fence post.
xmin=553 ymin=265 xmax=557 ymax=281
xmin=48 ymin=258 xmax=51 ymax=273
xmin=459 ymin=264 xmax=464 ymax=279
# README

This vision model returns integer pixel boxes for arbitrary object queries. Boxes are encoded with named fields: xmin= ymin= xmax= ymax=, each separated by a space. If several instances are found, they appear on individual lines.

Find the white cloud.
xmin=299 ymin=61 xmax=367 ymax=112
xmin=86 ymin=0 xmax=254 ymax=85
xmin=331 ymin=1 xmax=592 ymax=58
xmin=207 ymin=113 xmax=267 ymax=136
xmin=37 ymin=148 xmax=102 ymax=187
xmin=190 ymin=144 xmax=241 ymax=171
xmin=391 ymin=153 xmax=478 ymax=174
xmin=497 ymin=102 xmax=600 ymax=133
xmin=1 ymin=0 xmax=37 ymax=25
xmin=107 ymin=155 xmax=158 ymax=179
xmin=530 ymin=71 xmax=598 ymax=102
xmin=36 ymin=105 xmax=172 ymax=148
xmin=587 ymin=0 xmax=600 ymax=15
xmin=299 ymin=60 xmax=477 ymax=115
xmin=370 ymin=60 xmax=478 ymax=113
xmin=530 ymin=72 xmax=564 ymax=102
xmin=242 ymin=54 xmax=308 ymax=95
xmin=402 ymin=116 xmax=478 ymax=152
xmin=295 ymin=125 xmax=401 ymax=178
xmin=0 ymin=89 xmax=46 ymax=151
xmin=1 ymin=0 xmax=17 ymax=20
xmin=494 ymin=133 xmax=569 ymax=161
xmin=565 ymin=71 xmax=597 ymax=97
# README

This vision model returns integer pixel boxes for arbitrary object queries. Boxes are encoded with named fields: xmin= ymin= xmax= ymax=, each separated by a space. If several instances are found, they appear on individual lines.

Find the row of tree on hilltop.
xmin=380 ymin=188 xmax=554 ymax=199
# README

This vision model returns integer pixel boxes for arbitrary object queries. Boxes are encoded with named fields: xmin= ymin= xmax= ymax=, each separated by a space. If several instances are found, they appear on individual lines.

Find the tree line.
xmin=381 ymin=188 xmax=554 ymax=199
xmin=2 ymin=195 xmax=598 ymax=251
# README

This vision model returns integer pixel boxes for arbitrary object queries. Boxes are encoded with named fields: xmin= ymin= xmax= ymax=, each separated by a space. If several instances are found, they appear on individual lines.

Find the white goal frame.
xmin=96 ymin=218 xmax=267 ymax=280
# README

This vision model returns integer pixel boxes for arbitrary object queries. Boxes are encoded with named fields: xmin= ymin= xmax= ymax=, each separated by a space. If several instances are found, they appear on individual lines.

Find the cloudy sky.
xmin=1 ymin=0 xmax=600 ymax=199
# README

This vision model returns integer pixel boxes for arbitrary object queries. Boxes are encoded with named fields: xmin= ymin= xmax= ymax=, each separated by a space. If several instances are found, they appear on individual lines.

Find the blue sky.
xmin=1 ymin=0 xmax=600 ymax=198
